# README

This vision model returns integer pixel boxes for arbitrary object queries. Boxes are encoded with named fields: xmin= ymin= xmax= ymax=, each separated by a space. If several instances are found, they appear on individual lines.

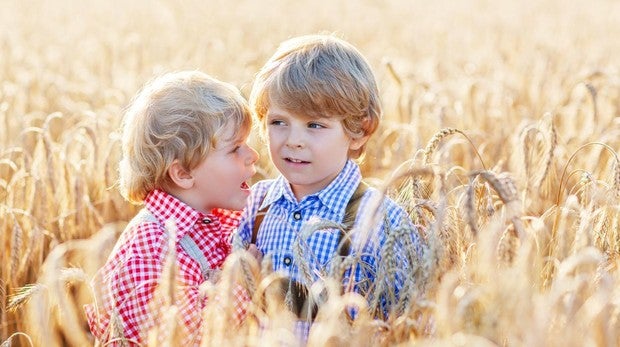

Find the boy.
xmin=235 ymin=34 xmax=423 ymax=326
xmin=84 ymin=71 xmax=259 ymax=346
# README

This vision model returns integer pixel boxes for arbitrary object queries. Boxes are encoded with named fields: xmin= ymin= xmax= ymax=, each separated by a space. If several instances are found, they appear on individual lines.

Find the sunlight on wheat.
xmin=2 ymin=0 xmax=620 ymax=346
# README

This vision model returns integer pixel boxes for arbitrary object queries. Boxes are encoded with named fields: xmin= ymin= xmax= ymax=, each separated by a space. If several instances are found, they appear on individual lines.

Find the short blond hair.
xmin=119 ymin=71 xmax=251 ymax=204
xmin=249 ymin=34 xmax=381 ymax=159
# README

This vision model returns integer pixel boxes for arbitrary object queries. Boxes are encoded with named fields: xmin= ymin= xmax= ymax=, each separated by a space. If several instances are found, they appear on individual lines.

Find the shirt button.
xmin=293 ymin=212 xmax=302 ymax=220
xmin=202 ymin=217 xmax=212 ymax=224
xmin=283 ymin=256 xmax=292 ymax=266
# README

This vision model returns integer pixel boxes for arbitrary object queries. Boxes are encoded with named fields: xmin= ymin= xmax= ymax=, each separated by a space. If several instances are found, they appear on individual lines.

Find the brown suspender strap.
xmin=338 ymin=181 xmax=368 ymax=257
xmin=251 ymin=205 xmax=268 ymax=244
xmin=252 ymin=181 xmax=369 ymax=321
xmin=250 ymin=181 xmax=369 ymax=256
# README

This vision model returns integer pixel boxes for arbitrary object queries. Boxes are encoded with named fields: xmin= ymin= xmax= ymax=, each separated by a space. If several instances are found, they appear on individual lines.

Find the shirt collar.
xmin=260 ymin=160 xmax=362 ymax=214
xmin=259 ymin=176 xmax=291 ymax=209
xmin=144 ymin=189 xmax=217 ymax=240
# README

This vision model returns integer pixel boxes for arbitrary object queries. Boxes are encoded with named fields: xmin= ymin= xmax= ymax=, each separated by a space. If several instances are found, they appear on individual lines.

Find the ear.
xmin=168 ymin=160 xmax=194 ymax=189
xmin=349 ymin=135 xmax=369 ymax=151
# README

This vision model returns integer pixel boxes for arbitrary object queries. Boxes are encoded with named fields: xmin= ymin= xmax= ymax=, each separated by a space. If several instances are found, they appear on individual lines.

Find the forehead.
xmin=265 ymin=85 xmax=337 ymax=116
xmin=216 ymin=121 xmax=249 ymax=144
xmin=266 ymin=101 xmax=339 ymax=121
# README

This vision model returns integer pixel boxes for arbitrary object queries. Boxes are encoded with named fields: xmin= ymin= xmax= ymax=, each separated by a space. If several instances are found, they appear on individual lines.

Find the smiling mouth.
xmin=285 ymin=158 xmax=309 ymax=164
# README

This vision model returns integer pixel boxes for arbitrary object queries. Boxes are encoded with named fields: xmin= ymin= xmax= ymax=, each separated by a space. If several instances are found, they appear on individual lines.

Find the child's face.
xmin=265 ymin=103 xmax=366 ymax=201
xmin=187 ymin=124 xmax=258 ymax=212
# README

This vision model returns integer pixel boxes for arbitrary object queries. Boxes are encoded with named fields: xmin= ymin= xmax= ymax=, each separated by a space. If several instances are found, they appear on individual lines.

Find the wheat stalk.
xmin=423 ymin=128 xmax=487 ymax=170
xmin=553 ymin=142 xmax=620 ymax=244
xmin=465 ymin=170 xmax=524 ymax=242
xmin=538 ymin=112 xmax=557 ymax=190
xmin=583 ymin=82 xmax=598 ymax=123
xmin=613 ymin=157 xmax=620 ymax=201
xmin=384 ymin=60 xmax=403 ymax=123
xmin=1 ymin=332 xmax=35 ymax=347
xmin=293 ymin=219 xmax=345 ymax=285
xmin=109 ymin=307 xmax=129 ymax=347
xmin=10 ymin=213 xmax=22 ymax=285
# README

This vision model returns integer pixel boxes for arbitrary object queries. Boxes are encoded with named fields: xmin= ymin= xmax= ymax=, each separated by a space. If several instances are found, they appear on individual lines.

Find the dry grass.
xmin=2 ymin=0 xmax=620 ymax=346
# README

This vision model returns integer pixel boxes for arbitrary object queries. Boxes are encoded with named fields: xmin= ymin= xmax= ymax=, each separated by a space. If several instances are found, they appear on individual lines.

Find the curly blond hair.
xmin=119 ymin=70 xmax=251 ymax=204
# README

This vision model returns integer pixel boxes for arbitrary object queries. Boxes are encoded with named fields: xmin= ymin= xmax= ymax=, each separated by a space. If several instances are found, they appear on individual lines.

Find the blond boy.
xmin=84 ymin=71 xmax=258 ymax=346
xmin=236 ymin=34 xmax=423 ymax=332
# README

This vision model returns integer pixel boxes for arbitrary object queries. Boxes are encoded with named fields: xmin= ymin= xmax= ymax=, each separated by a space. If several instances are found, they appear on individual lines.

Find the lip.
xmin=240 ymin=167 xmax=257 ymax=191
xmin=284 ymin=157 xmax=310 ymax=164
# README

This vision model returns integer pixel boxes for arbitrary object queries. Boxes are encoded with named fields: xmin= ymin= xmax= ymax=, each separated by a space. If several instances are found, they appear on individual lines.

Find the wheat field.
xmin=1 ymin=0 xmax=620 ymax=346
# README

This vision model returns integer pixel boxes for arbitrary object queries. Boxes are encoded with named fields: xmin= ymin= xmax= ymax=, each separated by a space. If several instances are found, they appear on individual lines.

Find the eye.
xmin=269 ymin=119 xmax=286 ymax=126
xmin=229 ymin=145 xmax=241 ymax=154
xmin=308 ymin=122 xmax=325 ymax=129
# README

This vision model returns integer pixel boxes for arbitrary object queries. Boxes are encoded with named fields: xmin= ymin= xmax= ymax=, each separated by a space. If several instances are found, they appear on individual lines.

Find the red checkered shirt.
xmin=84 ymin=189 xmax=248 ymax=346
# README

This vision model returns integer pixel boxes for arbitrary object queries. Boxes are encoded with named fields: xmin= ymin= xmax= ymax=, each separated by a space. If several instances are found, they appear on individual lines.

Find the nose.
xmin=286 ymin=141 xmax=304 ymax=149
xmin=285 ymin=127 xmax=305 ymax=149
xmin=247 ymin=146 xmax=259 ymax=165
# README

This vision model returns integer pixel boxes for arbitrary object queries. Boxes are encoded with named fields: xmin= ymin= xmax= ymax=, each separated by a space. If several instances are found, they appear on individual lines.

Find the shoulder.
xmin=238 ymin=179 xmax=277 ymax=231
xmin=248 ymin=179 xmax=277 ymax=209
xmin=359 ymin=186 xmax=413 ymax=225
xmin=116 ymin=218 xmax=168 ymax=261
xmin=251 ymin=179 xmax=276 ymax=195
xmin=98 ymin=218 xmax=168 ymax=284
xmin=381 ymin=193 xmax=409 ymax=217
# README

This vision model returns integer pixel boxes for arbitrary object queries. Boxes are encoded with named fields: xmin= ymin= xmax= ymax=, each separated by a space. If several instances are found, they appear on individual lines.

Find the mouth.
xmin=240 ymin=181 xmax=250 ymax=190
xmin=285 ymin=157 xmax=310 ymax=164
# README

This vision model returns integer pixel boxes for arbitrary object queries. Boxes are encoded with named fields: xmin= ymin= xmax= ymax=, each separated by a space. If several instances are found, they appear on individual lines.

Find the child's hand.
xmin=247 ymin=244 xmax=263 ymax=264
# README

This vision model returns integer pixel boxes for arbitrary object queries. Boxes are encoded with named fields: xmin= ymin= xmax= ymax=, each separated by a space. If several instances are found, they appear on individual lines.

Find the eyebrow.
xmin=265 ymin=110 xmax=286 ymax=118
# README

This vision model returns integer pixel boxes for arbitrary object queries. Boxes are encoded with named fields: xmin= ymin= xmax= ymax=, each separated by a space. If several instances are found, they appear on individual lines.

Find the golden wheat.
xmin=2 ymin=0 xmax=620 ymax=346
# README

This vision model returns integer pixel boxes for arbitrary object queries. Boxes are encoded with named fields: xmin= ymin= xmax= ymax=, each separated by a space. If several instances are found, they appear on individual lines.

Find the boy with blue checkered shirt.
xmin=235 ymin=34 xmax=423 ymax=331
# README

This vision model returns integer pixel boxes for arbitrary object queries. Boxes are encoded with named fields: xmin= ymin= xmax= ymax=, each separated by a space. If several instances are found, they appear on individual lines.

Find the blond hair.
xmin=119 ymin=70 xmax=252 ymax=204
xmin=249 ymin=34 xmax=381 ymax=159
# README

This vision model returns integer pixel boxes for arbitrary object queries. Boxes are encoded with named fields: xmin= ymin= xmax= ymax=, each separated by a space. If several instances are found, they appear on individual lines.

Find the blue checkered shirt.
xmin=236 ymin=160 xmax=422 ymax=303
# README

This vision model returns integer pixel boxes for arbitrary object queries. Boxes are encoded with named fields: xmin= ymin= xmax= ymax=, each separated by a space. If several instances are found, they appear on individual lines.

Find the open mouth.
xmin=240 ymin=181 xmax=250 ymax=190
xmin=285 ymin=158 xmax=309 ymax=164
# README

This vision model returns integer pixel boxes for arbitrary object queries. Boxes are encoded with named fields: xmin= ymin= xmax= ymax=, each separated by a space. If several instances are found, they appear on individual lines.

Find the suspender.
xmin=251 ymin=181 xmax=369 ymax=257
xmin=130 ymin=208 xmax=215 ymax=281
xmin=250 ymin=181 xmax=369 ymax=321
xmin=178 ymin=234 xmax=217 ymax=281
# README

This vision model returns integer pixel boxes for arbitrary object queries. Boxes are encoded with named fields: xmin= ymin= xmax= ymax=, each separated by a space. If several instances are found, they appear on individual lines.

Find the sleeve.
xmin=343 ymin=191 xmax=425 ymax=319
xmin=86 ymin=255 xmax=163 ymax=346
xmin=87 ymin=223 xmax=199 ymax=346
xmin=208 ymin=283 xmax=252 ymax=324
xmin=113 ymin=257 xmax=163 ymax=342
xmin=376 ymin=200 xmax=425 ymax=317
xmin=109 ymin=250 xmax=213 ymax=346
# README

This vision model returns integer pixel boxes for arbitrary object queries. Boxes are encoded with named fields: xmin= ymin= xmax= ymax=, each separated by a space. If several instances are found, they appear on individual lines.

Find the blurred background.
xmin=1 ymin=0 xmax=619 ymax=345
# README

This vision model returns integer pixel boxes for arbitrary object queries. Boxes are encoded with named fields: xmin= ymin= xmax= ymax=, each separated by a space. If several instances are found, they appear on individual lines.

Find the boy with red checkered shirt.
xmin=84 ymin=71 xmax=259 ymax=346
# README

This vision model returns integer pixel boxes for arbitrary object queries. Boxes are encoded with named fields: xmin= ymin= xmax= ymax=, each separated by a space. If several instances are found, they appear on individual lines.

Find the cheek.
xmin=267 ymin=140 xmax=279 ymax=159
xmin=266 ymin=131 xmax=282 ymax=148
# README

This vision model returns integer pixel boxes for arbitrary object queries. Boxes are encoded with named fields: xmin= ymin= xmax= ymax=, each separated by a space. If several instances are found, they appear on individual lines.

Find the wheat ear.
xmin=423 ymin=128 xmax=487 ymax=170
xmin=553 ymin=142 xmax=620 ymax=240
xmin=1 ymin=332 xmax=35 ymax=347
xmin=538 ymin=113 xmax=557 ymax=190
